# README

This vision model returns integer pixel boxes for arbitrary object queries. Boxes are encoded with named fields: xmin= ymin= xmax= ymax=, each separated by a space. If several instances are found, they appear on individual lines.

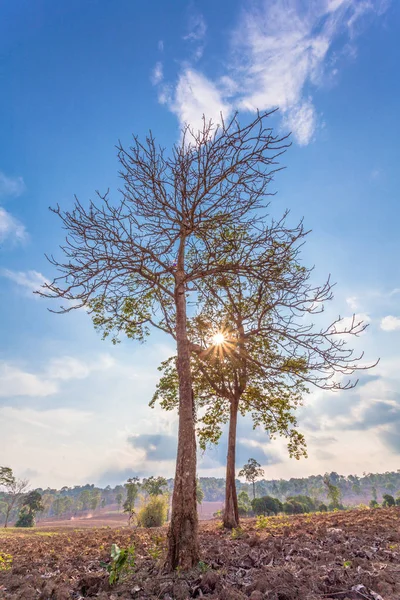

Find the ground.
xmin=1 ymin=507 xmax=400 ymax=599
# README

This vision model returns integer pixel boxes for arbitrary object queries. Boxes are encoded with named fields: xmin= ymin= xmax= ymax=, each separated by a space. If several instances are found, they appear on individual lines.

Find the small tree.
xmin=116 ymin=492 xmax=123 ymax=512
xmin=237 ymin=490 xmax=252 ymax=516
xmin=238 ymin=459 xmax=264 ymax=501
xmin=15 ymin=491 xmax=44 ymax=528
xmin=123 ymin=477 xmax=141 ymax=524
xmin=324 ymin=476 xmax=341 ymax=510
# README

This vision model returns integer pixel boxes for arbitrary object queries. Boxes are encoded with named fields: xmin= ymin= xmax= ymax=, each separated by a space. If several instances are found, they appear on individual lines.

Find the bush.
xmin=396 ymin=498 xmax=400 ymax=506
xmin=318 ymin=503 xmax=328 ymax=512
xmin=286 ymin=495 xmax=316 ymax=513
xmin=15 ymin=511 xmax=34 ymax=527
xmin=369 ymin=499 xmax=379 ymax=509
xmin=252 ymin=496 xmax=282 ymax=516
xmin=137 ymin=496 xmax=168 ymax=528
xmin=382 ymin=494 xmax=395 ymax=507
xmin=283 ymin=500 xmax=303 ymax=515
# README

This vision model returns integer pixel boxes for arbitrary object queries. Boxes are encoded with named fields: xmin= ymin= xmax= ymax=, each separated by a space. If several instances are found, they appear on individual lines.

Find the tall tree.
xmin=239 ymin=459 xmax=265 ymax=501
xmin=40 ymin=111 xmax=293 ymax=568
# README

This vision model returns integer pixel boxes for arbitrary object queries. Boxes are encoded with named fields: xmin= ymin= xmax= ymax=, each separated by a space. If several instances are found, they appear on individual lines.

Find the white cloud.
xmin=158 ymin=40 xmax=164 ymax=52
xmin=0 ymin=172 xmax=25 ymax=198
xmin=0 ymin=207 xmax=27 ymax=244
xmin=346 ymin=296 xmax=359 ymax=311
xmin=0 ymin=406 xmax=93 ymax=435
xmin=380 ymin=315 xmax=400 ymax=332
xmin=151 ymin=61 xmax=163 ymax=85
xmin=1 ymin=269 xmax=49 ymax=295
xmin=183 ymin=12 xmax=207 ymax=42
xmin=46 ymin=354 xmax=115 ymax=381
xmin=171 ymin=68 xmax=231 ymax=133
xmin=0 ymin=354 xmax=115 ymax=398
xmin=159 ymin=0 xmax=389 ymax=145
xmin=0 ymin=364 xmax=58 ymax=397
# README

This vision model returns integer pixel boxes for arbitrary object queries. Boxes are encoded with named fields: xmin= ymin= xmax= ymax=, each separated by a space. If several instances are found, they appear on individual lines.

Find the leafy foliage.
xmin=101 ymin=543 xmax=136 ymax=585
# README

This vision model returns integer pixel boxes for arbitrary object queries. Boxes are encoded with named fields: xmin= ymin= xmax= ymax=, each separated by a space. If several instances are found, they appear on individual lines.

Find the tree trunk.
xmin=223 ymin=397 xmax=239 ymax=529
xmin=166 ymin=271 xmax=199 ymax=570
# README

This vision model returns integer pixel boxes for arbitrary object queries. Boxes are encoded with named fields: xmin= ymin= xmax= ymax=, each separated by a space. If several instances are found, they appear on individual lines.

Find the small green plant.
xmin=343 ymin=560 xmax=352 ymax=569
xmin=100 ymin=543 xmax=135 ymax=585
xmin=0 ymin=553 xmax=12 ymax=571
xmin=198 ymin=560 xmax=210 ymax=573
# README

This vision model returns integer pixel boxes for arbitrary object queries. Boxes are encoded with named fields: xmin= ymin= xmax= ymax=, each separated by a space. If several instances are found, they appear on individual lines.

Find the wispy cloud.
xmin=0 ymin=172 xmax=25 ymax=198
xmin=1 ymin=269 xmax=49 ymax=295
xmin=157 ymin=0 xmax=389 ymax=144
xmin=0 ymin=354 xmax=115 ymax=398
xmin=170 ymin=69 xmax=231 ymax=133
xmin=0 ymin=207 xmax=27 ymax=244
xmin=151 ymin=61 xmax=163 ymax=85
xmin=380 ymin=315 xmax=400 ymax=331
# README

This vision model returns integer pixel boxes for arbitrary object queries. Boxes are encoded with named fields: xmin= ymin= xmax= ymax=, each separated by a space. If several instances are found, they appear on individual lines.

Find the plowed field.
xmin=1 ymin=507 xmax=400 ymax=599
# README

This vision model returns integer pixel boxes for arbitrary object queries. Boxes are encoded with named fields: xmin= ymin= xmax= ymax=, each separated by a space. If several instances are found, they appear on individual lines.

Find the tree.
xmin=237 ymin=490 xmax=252 ymax=516
xmin=123 ymin=477 xmax=141 ymax=524
xmin=382 ymin=494 xmax=395 ymax=507
xmin=15 ymin=491 xmax=44 ymax=527
xmin=142 ymin=476 xmax=167 ymax=497
xmin=239 ymin=459 xmax=265 ymax=501
xmin=40 ymin=111 xmax=297 ymax=568
xmin=1 ymin=471 xmax=29 ymax=528
xmin=324 ymin=476 xmax=341 ymax=509
xmin=116 ymin=492 xmax=123 ymax=512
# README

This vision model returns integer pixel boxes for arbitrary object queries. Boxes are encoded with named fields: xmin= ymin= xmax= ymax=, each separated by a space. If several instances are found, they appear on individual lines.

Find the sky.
xmin=1 ymin=0 xmax=400 ymax=490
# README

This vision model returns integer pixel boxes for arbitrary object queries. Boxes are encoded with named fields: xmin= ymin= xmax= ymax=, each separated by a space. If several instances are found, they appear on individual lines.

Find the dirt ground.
xmin=1 ymin=507 xmax=400 ymax=600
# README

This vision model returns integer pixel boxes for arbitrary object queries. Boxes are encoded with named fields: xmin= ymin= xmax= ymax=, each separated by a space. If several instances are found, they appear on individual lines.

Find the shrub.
xmin=369 ymin=499 xmax=379 ymax=509
xmin=382 ymin=494 xmax=395 ymax=507
xmin=15 ymin=511 xmax=34 ymax=528
xmin=137 ymin=495 xmax=168 ymax=528
xmin=252 ymin=496 xmax=282 ymax=516
xmin=396 ymin=498 xmax=400 ymax=506
xmin=283 ymin=500 xmax=304 ymax=515
xmin=318 ymin=503 xmax=328 ymax=512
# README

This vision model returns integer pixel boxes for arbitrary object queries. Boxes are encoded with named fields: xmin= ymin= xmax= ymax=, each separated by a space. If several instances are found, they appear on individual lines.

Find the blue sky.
xmin=1 ymin=0 xmax=400 ymax=489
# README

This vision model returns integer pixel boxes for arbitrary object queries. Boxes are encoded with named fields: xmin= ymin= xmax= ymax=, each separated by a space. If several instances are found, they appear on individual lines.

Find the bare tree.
xmin=2 ymin=476 xmax=29 ymax=528
xmin=39 ymin=111 xmax=292 ymax=569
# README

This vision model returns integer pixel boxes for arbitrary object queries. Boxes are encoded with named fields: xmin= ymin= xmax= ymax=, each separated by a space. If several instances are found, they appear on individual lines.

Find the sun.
xmin=212 ymin=332 xmax=226 ymax=345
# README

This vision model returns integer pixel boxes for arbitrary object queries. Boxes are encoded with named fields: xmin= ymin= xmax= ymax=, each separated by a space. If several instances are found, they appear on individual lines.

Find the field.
xmin=1 ymin=507 xmax=400 ymax=599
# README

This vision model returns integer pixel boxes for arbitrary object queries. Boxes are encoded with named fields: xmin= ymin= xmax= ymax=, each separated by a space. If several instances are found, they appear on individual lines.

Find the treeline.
xmin=2 ymin=469 xmax=400 ymax=525
xmin=199 ymin=470 xmax=400 ymax=504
